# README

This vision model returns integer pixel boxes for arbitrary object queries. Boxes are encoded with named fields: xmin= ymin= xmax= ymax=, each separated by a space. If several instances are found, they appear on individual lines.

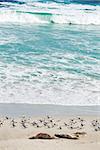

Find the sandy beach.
xmin=0 ymin=0 xmax=100 ymax=149
xmin=0 ymin=104 xmax=100 ymax=150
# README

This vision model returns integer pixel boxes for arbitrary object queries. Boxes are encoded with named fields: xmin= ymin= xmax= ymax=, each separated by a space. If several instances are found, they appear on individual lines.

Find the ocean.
xmin=0 ymin=0 xmax=100 ymax=105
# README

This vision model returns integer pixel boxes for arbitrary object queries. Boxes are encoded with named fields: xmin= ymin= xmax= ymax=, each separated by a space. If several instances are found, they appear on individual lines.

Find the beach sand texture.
xmin=0 ymin=115 xmax=100 ymax=150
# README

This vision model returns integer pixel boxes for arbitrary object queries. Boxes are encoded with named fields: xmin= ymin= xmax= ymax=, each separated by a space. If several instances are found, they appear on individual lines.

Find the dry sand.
xmin=0 ymin=115 xmax=100 ymax=150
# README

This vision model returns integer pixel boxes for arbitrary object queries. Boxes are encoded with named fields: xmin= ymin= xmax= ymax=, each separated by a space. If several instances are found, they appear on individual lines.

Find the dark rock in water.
xmin=55 ymin=134 xmax=79 ymax=140
xmin=29 ymin=133 xmax=54 ymax=139
xmin=69 ymin=22 xmax=72 ymax=25
xmin=51 ymin=20 xmax=55 ymax=24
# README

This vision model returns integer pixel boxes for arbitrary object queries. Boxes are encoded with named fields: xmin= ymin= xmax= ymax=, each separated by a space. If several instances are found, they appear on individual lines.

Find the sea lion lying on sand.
xmin=29 ymin=133 xmax=55 ymax=139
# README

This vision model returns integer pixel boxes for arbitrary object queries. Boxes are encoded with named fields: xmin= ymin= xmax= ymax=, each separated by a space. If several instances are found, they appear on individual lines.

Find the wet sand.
xmin=0 ymin=103 xmax=100 ymax=116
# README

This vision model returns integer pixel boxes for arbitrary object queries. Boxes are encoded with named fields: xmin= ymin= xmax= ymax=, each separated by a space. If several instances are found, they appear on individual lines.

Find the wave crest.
xmin=0 ymin=2 xmax=100 ymax=25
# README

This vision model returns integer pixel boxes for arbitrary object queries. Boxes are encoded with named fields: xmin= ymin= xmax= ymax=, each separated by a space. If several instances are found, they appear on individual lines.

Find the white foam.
xmin=0 ymin=10 xmax=48 ymax=24
xmin=0 ymin=52 xmax=100 ymax=105
xmin=0 ymin=2 xmax=100 ymax=105
xmin=51 ymin=13 xmax=100 ymax=25
xmin=0 ymin=2 xmax=100 ymax=25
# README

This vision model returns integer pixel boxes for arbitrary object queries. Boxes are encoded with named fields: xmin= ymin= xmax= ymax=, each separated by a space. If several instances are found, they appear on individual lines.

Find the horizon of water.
xmin=0 ymin=0 xmax=100 ymax=105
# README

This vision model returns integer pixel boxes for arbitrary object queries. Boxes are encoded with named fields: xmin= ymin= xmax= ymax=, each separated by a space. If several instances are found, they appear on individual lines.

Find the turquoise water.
xmin=0 ymin=0 xmax=100 ymax=105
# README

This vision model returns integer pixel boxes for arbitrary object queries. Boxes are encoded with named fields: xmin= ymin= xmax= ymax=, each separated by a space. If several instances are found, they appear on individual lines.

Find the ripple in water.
xmin=0 ymin=1 xmax=100 ymax=105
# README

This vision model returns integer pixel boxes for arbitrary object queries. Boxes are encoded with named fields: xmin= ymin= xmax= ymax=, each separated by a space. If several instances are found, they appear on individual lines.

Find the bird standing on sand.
xmin=20 ymin=119 xmax=27 ymax=128
xmin=11 ymin=119 xmax=17 ymax=128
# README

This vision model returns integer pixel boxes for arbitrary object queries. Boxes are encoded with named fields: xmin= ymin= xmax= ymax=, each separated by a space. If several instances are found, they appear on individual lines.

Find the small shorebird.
xmin=0 ymin=121 xmax=3 ymax=127
xmin=31 ymin=121 xmax=37 ymax=126
xmin=11 ymin=119 xmax=17 ymax=128
xmin=20 ymin=120 xmax=27 ymax=128
xmin=5 ymin=116 xmax=9 ymax=120
xmin=58 ymin=126 xmax=62 ymax=130
xmin=47 ymin=116 xmax=51 ymax=119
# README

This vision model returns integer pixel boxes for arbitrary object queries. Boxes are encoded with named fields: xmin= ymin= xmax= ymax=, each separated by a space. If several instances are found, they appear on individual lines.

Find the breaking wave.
xmin=0 ymin=0 xmax=100 ymax=105
xmin=0 ymin=1 xmax=100 ymax=25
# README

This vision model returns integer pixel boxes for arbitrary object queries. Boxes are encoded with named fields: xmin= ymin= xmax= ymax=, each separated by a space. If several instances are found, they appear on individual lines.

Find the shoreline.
xmin=0 ymin=103 xmax=100 ymax=117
